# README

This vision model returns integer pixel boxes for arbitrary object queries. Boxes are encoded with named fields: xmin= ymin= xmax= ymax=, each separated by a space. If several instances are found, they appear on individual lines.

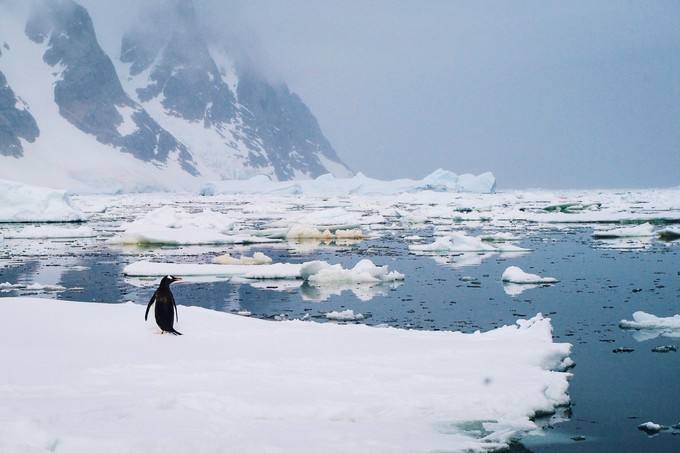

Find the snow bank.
xmin=410 ymin=233 xmax=529 ymax=253
xmin=0 ymin=298 xmax=571 ymax=452
xmin=110 ymin=206 xmax=276 ymax=245
xmin=325 ymin=309 xmax=365 ymax=321
xmin=300 ymin=259 xmax=405 ymax=285
xmin=502 ymin=266 xmax=558 ymax=284
xmin=123 ymin=260 xmax=303 ymax=279
xmin=212 ymin=252 xmax=272 ymax=265
xmin=4 ymin=225 xmax=96 ymax=239
xmin=592 ymin=223 xmax=656 ymax=239
xmin=0 ymin=179 xmax=86 ymax=222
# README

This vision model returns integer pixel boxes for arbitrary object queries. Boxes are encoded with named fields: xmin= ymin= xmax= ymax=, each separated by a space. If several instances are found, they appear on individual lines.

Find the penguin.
xmin=145 ymin=275 xmax=183 ymax=335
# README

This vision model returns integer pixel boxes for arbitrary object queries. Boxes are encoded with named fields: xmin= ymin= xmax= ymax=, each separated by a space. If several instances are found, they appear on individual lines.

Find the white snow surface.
xmin=4 ymin=225 xmax=96 ymax=239
xmin=501 ymin=266 xmax=559 ymax=284
xmin=0 ymin=297 xmax=571 ymax=452
xmin=0 ymin=179 xmax=86 ymax=223
xmin=591 ymin=223 xmax=656 ymax=238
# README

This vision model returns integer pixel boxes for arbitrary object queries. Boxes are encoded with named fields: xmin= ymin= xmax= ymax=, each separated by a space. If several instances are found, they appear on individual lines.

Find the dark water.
xmin=1 ymin=228 xmax=679 ymax=452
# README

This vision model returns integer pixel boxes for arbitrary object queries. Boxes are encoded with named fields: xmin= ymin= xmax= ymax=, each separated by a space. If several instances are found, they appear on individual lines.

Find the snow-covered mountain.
xmin=0 ymin=0 xmax=351 ymax=192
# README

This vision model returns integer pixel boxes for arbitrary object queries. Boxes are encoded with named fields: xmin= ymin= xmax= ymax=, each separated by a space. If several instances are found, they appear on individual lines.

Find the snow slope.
xmin=0 ymin=298 xmax=572 ymax=452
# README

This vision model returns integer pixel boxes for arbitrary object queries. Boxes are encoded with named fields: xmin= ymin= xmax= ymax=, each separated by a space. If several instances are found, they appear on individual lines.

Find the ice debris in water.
xmin=501 ymin=266 xmax=558 ymax=284
xmin=325 ymin=309 xmax=365 ymax=321
xmin=300 ymin=259 xmax=405 ymax=285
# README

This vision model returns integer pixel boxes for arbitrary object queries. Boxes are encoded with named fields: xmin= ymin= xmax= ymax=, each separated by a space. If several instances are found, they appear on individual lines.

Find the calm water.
xmin=1 ymin=226 xmax=679 ymax=452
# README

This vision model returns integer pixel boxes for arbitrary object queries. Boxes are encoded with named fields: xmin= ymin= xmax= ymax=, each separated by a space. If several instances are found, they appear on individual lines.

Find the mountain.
xmin=0 ymin=0 xmax=351 ymax=191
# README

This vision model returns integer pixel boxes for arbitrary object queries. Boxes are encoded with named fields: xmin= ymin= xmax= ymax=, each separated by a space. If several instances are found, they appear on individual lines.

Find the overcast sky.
xmin=86 ymin=0 xmax=680 ymax=188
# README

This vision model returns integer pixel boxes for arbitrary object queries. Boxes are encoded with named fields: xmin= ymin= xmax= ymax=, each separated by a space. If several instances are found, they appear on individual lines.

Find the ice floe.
xmin=110 ymin=206 xmax=276 ymax=245
xmin=619 ymin=311 xmax=680 ymax=341
xmin=300 ymin=259 xmax=404 ymax=285
xmin=0 ymin=298 xmax=571 ymax=452
xmin=123 ymin=260 xmax=303 ymax=279
xmin=591 ymin=223 xmax=655 ymax=239
xmin=0 ymin=179 xmax=87 ymax=223
xmin=410 ymin=233 xmax=529 ymax=254
xmin=325 ymin=309 xmax=365 ymax=321
xmin=502 ymin=266 xmax=559 ymax=284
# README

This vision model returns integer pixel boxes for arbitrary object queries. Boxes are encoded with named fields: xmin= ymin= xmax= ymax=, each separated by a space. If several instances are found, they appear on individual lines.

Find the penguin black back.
xmin=145 ymin=275 xmax=182 ymax=335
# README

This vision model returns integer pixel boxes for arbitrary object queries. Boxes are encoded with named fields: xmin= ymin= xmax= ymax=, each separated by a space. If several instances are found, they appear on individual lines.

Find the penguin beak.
xmin=172 ymin=276 xmax=183 ymax=283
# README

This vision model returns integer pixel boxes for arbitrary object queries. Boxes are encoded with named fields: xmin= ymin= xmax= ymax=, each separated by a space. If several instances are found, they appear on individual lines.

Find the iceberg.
xmin=0 ymin=179 xmax=86 ymax=223
xmin=619 ymin=311 xmax=680 ymax=341
xmin=201 ymin=169 xmax=497 ymax=196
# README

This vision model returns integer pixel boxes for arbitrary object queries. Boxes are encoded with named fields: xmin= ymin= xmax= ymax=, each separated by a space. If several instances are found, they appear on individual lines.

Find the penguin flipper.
xmin=170 ymin=292 xmax=179 ymax=323
xmin=145 ymin=291 xmax=156 ymax=321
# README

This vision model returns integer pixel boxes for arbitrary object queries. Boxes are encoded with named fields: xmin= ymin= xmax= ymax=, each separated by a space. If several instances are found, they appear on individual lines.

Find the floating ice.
xmin=111 ymin=206 xmax=276 ymax=245
xmin=0 ymin=282 xmax=66 ymax=291
xmin=502 ymin=266 xmax=558 ymax=284
xmin=592 ymin=223 xmax=655 ymax=239
xmin=325 ymin=309 xmax=365 ymax=321
xmin=4 ymin=225 xmax=96 ymax=239
xmin=638 ymin=421 xmax=667 ymax=434
xmin=410 ymin=233 xmax=529 ymax=254
xmin=123 ymin=260 xmax=304 ymax=279
xmin=0 ymin=179 xmax=86 ymax=222
xmin=0 ymin=298 xmax=571 ymax=452
xmin=300 ymin=259 xmax=405 ymax=285
xmin=619 ymin=311 xmax=680 ymax=341
xmin=213 ymin=252 xmax=272 ymax=265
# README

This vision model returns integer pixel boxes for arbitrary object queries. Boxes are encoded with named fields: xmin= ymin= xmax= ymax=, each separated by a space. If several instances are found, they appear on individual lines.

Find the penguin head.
xmin=160 ymin=275 xmax=182 ymax=286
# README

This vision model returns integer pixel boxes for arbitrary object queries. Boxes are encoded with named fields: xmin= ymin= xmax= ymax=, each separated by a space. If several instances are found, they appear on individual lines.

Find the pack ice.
xmin=0 ymin=298 xmax=571 ymax=452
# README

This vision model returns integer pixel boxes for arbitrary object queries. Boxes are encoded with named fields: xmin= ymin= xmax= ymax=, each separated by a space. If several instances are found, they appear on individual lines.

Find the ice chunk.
xmin=502 ymin=266 xmax=558 ymax=284
xmin=300 ymin=259 xmax=404 ymax=285
xmin=0 ymin=298 xmax=572 ymax=452
xmin=325 ymin=309 xmax=365 ymax=321
xmin=592 ymin=223 xmax=655 ymax=238
xmin=0 ymin=179 xmax=86 ymax=222
xmin=619 ymin=311 xmax=680 ymax=341
xmin=410 ymin=233 xmax=529 ymax=253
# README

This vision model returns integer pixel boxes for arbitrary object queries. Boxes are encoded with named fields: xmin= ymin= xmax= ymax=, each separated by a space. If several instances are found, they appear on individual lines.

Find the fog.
xmin=81 ymin=0 xmax=680 ymax=188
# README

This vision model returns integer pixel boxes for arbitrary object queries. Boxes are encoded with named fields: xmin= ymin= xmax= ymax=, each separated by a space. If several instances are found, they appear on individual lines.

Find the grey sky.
xmin=85 ymin=0 xmax=680 ymax=188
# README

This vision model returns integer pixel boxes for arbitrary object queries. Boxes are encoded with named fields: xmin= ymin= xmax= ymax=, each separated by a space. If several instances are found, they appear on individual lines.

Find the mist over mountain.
xmin=0 ymin=0 xmax=351 ymax=191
